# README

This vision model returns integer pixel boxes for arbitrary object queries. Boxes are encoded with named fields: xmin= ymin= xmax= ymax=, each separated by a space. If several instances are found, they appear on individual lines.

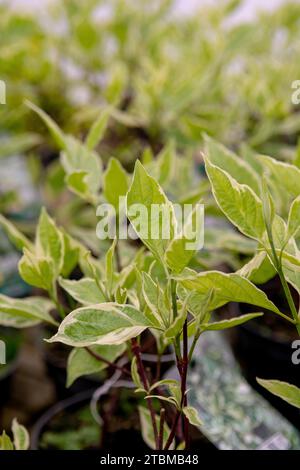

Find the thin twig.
xmin=85 ymin=347 xmax=131 ymax=376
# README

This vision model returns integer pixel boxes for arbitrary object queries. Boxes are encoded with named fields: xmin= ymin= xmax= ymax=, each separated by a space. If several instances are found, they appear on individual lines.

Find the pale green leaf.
xmin=59 ymin=277 xmax=105 ymax=305
xmin=0 ymin=294 xmax=57 ymax=327
xmin=26 ymin=100 xmax=66 ymax=149
xmin=0 ymin=431 xmax=14 ymax=450
xmin=257 ymin=379 xmax=300 ymax=409
xmin=205 ymin=158 xmax=265 ymax=241
xmin=131 ymin=356 xmax=144 ymax=390
xmin=126 ymin=161 xmax=176 ymax=263
xmin=286 ymin=196 xmax=300 ymax=241
xmin=12 ymin=419 xmax=30 ymax=450
xmin=103 ymin=158 xmax=128 ymax=211
xmin=48 ymin=303 xmax=154 ymax=347
xmin=36 ymin=208 xmax=64 ymax=275
xmin=165 ymin=205 xmax=204 ymax=273
xmin=182 ymin=406 xmax=202 ymax=427
xmin=67 ymin=343 xmax=125 ymax=387
xmin=85 ymin=109 xmax=110 ymax=150
xmin=0 ymin=215 xmax=33 ymax=252
xmin=19 ymin=249 xmax=55 ymax=293
xmin=260 ymin=155 xmax=300 ymax=198
xmin=202 ymin=312 xmax=263 ymax=331
xmin=138 ymin=406 xmax=173 ymax=450
xmin=205 ymin=135 xmax=260 ymax=193
xmin=177 ymin=270 xmax=282 ymax=316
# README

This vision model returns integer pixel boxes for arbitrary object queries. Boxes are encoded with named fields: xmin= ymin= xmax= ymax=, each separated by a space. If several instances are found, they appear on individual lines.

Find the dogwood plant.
xmin=204 ymin=135 xmax=300 ymax=408
xmin=0 ymin=144 xmax=297 ymax=449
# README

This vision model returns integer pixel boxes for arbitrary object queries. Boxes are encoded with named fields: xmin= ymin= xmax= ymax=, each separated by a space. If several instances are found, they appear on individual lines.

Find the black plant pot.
xmin=30 ymin=389 xmax=150 ymax=451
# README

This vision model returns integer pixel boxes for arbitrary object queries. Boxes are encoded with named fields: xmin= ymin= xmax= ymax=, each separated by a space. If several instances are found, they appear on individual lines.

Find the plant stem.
xmin=181 ymin=319 xmax=189 ymax=449
xmin=131 ymin=338 xmax=159 ymax=449
xmin=171 ymin=279 xmax=182 ymax=362
xmin=277 ymin=268 xmax=300 ymax=335
xmin=158 ymin=408 xmax=166 ymax=450
xmin=188 ymin=328 xmax=201 ymax=362
xmin=164 ymin=409 xmax=181 ymax=450
xmin=50 ymin=284 xmax=66 ymax=320
xmin=85 ymin=347 xmax=131 ymax=376
xmin=266 ymin=230 xmax=300 ymax=335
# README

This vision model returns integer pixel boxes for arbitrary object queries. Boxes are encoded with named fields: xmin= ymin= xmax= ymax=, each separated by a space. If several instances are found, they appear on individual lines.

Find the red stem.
xmin=85 ymin=347 xmax=130 ymax=376
xmin=158 ymin=408 xmax=166 ymax=450
xmin=131 ymin=338 xmax=159 ymax=449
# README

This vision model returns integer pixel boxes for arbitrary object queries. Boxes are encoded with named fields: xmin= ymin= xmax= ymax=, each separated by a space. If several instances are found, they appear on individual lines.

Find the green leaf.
xmin=165 ymin=205 xmax=204 ymax=274
xmin=12 ymin=419 xmax=30 ymax=450
xmin=260 ymin=155 xmax=300 ymax=198
xmin=126 ymin=161 xmax=176 ymax=263
xmin=0 ymin=294 xmax=56 ymax=327
xmin=0 ymin=215 xmax=33 ymax=252
xmin=149 ymin=379 xmax=179 ymax=393
xmin=142 ymin=272 xmax=168 ymax=328
xmin=261 ymin=176 xmax=275 ymax=235
xmin=60 ymin=231 xmax=80 ymax=277
xmin=257 ymin=379 xmax=300 ymax=409
xmin=286 ymin=196 xmax=300 ymax=241
xmin=67 ymin=344 xmax=125 ymax=387
xmin=0 ymin=431 xmax=14 ymax=450
xmin=85 ymin=109 xmax=110 ymax=150
xmin=59 ymin=277 xmax=105 ymax=305
xmin=105 ymin=239 xmax=117 ymax=296
xmin=182 ymin=407 xmax=202 ymax=427
xmin=131 ymin=356 xmax=144 ymax=390
xmin=48 ymin=303 xmax=154 ymax=347
xmin=177 ymin=270 xmax=282 ymax=316
xmin=36 ymin=208 xmax=64 ymax=275
xmin=238 ymin=251 xmax=276 ymax=285
xmin=205 ymin=136 xmax=260 ymax=193
xmin=103 ymin=158 xmax=128 ymax=211
xmin=19 ymin=249 xmax=55 ymax=293
xmin=61 ymin=136 xmax=102 ymax=202
xmin=26 ymin=100 xmax=66 ymax=149
xmin=202 ymin=312 xmax=263 ymax=331
xmin=138 ymin=406 xmax=173 ymax=450
xmin=205 ymin=158 xmax=265 ymax=241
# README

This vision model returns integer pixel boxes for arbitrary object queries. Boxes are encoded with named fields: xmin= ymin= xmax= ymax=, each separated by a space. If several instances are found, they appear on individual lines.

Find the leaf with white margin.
xmin=0 ymin=215 xmax=33 ymax=252
xmin=182 ymin=407 xmax=202 ymax=427
xmin=59 ymin=277 xmax=105 ymax=305
xmin=237 ymin=251 xmax=276 ymax=285
xmin=204 ymin=135 xmax=260 ymax=194
xmin=139 ymin=406 xmax=174 ymax=450
xmin=12 ymin=419 xmax=30 ymax=450
xmin=126 ymin=161 xmax=176 ymax=263
xmin=36 ymin=208 xmax=64 ymax=275
xmin=165 ymin=205 xmax=204 ymax=274
xmin=176 ymin=270 xmax=282 ymax=316
xmin=201 ymin=312 xmax=263 ymax=331
xmin=0 ymin=294 xmax=56 ymax=327
xmin=260 ymin=155 xmax=300 ymax=198
xmin=67 ymin=343 xmax=126 ymax=387
xmin=257 ymin=379 xmax=300 ymax=409
xmin=205 ymin=157 xmax=265 ymax=241
xmin=286 ymin=195 xmax=300 ymax=242
xmin=48 ymin=303 xmax=156 ymax=347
